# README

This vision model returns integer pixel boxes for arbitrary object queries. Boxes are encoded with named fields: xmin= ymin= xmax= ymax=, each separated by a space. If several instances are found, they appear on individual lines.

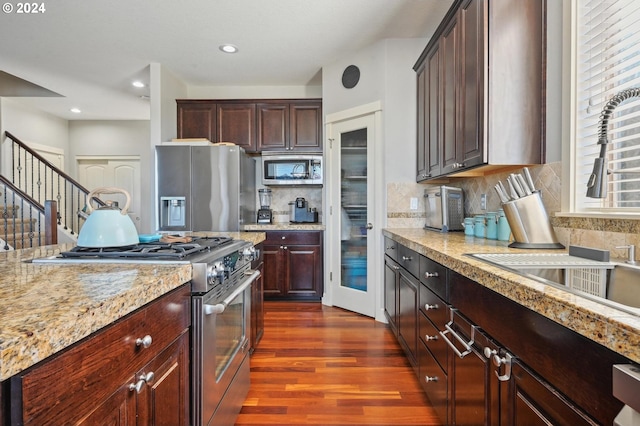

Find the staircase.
xmin=1 ymin=131 xmax=104 ymax=251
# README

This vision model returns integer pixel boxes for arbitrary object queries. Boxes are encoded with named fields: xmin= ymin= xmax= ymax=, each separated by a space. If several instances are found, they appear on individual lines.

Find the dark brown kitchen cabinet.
xmin=414 ymin=0 xmax=545 ymax=181
xmin=257 ymin=101 xmax=322 ymax=152
xmin=177 ymin=102 xmax=217 ymax=142
xmin=383 ymin=238 xmax=400 ymax=336
xmin=177 ymin=99 xmax=322 ymax=154
xmin=217 ymin=103 xmax=256 ymax=152
xmin=9 ymin=285 xmax=191 ymax=426
xmin=398 ymin=268 xmax=419 ymax=370
xmin=263 ymin=230 xmax=323 ymax=300
xmin=449 ymin=270 xmax=626 ymax=425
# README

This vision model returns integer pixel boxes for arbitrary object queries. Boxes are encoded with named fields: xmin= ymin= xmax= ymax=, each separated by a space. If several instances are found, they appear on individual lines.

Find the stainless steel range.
xmin=33 ymin=236 xmax=260 ymax=426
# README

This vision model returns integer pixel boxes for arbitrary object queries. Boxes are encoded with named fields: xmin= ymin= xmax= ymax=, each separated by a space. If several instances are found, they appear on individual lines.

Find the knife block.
xmin=501 ymin=191 xmax=564 ymax=249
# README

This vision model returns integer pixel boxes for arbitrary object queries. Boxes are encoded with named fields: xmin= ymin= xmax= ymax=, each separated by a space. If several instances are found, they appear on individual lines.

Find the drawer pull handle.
xmin=129 ymin=371 xmax=155 ymax=394
xmin=439 ymin=323 xmax=475 ymax=358
xmin=425 ymin=335 xmax=439 ymax=341
xmin=492 ymin=353 xmax=514 ymax=382
xmin=424 ymin=303 xmax=439 ymax=311
xmin=402 ymin=255 xmax=413 ymax=262
xmin=424 ymin=272 xmax=439 ymax=278
xmin=135 ymin=335 xmax=153 ymax=348
xmin=425 ymin=376 xmax=439 ymax=383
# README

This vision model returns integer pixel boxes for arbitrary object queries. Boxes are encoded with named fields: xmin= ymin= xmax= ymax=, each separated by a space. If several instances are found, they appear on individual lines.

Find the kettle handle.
xmin=85 ymin=187 xmax=132 ymax=215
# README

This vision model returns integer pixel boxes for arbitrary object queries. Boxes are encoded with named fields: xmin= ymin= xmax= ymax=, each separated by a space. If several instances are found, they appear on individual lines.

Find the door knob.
xmin=366 ymin=223 xmax=373 ymax=230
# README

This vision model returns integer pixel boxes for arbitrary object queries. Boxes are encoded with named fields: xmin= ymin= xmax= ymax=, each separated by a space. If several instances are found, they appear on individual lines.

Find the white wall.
xmin=0 ymin=97 xmax=70 ymax=171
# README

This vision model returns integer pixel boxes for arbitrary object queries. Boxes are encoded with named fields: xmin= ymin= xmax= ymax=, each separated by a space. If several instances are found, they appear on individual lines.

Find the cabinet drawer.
xmin=265 ymin=230 xmax=321 ymax=245
xmin=398 ymin=245 xmax=419 ymax=278
xmin=419 ymin=283 xmax=447 ymax=328
xmin=419 ymin=312 xmax=448 ymax=373
xmin=17 ymin=285 xmax=191 ymax=426
xmin=384 ymin=237 xmax=398 ymax=261
xmin=419 ymin=255 xmax=448 ymax=301
xmin=418 ymin=341 xmax=448 ymax=425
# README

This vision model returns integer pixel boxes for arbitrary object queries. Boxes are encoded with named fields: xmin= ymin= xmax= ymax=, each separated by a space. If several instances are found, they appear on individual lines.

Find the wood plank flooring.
xmin=236 ymin=301 xmax=441 ymax=426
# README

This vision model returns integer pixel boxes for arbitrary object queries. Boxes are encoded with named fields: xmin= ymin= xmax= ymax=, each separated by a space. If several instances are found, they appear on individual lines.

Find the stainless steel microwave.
xmin=261 ymin=153 xmax=323 ymax=186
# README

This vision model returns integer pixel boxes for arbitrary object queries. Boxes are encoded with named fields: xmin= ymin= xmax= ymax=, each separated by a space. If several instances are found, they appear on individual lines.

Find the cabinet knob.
xmin=385 ymin=246 xmax=396 ymax=251
xmin=392 ymin=265 xmax=400 ymax=271
xmin=424 ymin=303 xmax=439 ymax=311
xmin=424 ymin=376 xmax=439 ymax=383
xmin=424 ymin=272 xmax=439 ymax=278
xmin=135 ymin=335 xmax=153 ymax=349
xmin=401 ymin=255 xmax=413 ymax=262
xmin=483 ymin=347 xmax=497 ymax=359
xmin=425 ymin=335 xmax=439 ymax=341
xmin=128 ymin=371 xmax=155 ymax=394
xmin=281 ymin=236 xmax=286 ymax=240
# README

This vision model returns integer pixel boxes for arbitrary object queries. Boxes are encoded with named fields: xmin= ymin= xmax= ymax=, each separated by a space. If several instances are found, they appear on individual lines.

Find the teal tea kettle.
xmin=77 ymin=187 xmax=139 ymax=248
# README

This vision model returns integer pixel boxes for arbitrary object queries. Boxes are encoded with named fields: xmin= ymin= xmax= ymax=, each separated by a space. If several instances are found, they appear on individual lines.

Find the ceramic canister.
xmin=463 ymin=217 xmax=475 ymax=236
xmin=474 ymin=215 xmax=486 ymax=238
xmin=486 ymin=212 xmax=498 ymax=240
xmin=497 ymin=208 xmax=511 ymax=241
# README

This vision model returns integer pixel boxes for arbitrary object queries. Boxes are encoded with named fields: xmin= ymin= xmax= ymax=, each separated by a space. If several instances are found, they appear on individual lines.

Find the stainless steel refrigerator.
xmin=156 ymin=144 xmax=256 ymax=232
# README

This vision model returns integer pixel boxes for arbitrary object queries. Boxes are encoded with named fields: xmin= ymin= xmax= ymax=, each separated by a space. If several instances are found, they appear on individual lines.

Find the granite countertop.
xmin=0 ymin=231 xmax=265 ymax=381
xmin=383 ymin=228 xmax=640 ymax=364
xmin=244 ymin=223 xmax=325 ymax=231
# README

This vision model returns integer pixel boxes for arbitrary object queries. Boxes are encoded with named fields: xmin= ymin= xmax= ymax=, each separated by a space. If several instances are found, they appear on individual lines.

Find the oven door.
xmin=192 ymin=270 xmax=260 ymax=426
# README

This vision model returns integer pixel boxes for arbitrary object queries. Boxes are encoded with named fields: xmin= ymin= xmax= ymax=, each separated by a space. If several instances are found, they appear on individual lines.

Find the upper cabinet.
xmin=415 ymin=0 xmax=546 ymax=182
xmin=177 ymin=99 xmax=322 ymax=154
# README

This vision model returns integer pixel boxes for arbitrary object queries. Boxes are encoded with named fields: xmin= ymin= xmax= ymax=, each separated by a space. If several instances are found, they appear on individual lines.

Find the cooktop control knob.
xmin=242 ymin=246 xmax=256 ymax=261
xmin=208 ymin=261 xmax=226 ymax=283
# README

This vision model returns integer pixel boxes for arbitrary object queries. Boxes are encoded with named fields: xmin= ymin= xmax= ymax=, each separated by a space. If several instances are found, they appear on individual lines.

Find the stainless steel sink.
xmin=467 ymin=253 xmax=640 ymax=313
xmin=608 ymin=263 xmax=640 ymax=308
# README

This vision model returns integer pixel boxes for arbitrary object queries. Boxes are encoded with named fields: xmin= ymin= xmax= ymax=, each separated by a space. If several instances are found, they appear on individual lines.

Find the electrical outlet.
xmin=481 ymin=193 xmax=487 ymax=210
xmin=410 ymin=197 xmax=418 ymax=210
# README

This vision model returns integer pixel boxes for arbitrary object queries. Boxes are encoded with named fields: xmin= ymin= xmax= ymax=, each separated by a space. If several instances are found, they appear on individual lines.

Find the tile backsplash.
xmin=387 ymin=162 xmax=640 ymax=262
xmin=258 ymin=187 xmax=322 ymax=224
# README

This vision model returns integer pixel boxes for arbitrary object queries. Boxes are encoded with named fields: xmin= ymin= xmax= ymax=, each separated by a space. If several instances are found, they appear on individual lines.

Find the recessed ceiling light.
xmin=219 ymin=44 xmax=238 ymax=54
xmin=132 ymin=81 xmax=145 ymax=88
xmin=70 ymin=107 xmax=81 ymax=113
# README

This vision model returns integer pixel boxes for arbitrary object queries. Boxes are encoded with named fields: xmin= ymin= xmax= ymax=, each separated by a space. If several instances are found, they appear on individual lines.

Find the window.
xmin=573 ymin=0 xmax=640 ymax=212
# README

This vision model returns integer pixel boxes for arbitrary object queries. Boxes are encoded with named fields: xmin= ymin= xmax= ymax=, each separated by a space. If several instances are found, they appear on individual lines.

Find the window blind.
xmin=575 ymin=0 xmax=640 ymax=211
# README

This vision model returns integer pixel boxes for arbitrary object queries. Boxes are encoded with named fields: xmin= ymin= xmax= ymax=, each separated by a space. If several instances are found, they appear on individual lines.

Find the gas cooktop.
xmin=31 ymin=236 xmax=243 ymax=264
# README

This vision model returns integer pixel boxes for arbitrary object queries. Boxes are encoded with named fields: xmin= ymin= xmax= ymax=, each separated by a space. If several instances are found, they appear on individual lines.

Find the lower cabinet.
xmin=383 ymin=240 xmax=629 ymax=426
xmin=263 ymin=230 xmax=323 ymax=300
xmin=9 ymin=285 xmax=191 ymax=426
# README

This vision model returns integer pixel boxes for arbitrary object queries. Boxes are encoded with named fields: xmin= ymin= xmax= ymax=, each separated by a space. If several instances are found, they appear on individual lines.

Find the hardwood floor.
xmin=236 ymin=301 xmax=441 ymax=426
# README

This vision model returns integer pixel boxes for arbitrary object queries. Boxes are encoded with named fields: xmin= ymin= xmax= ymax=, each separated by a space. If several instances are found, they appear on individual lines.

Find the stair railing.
xmin=0 ymin=176 xmax=57 ymax=250
xmin=4 ymin=131 xmax=104 ymax=237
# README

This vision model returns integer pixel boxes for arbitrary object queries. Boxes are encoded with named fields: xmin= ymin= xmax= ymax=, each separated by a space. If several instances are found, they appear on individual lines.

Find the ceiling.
xmin=0 ymin=0 xmax=452 ymax=121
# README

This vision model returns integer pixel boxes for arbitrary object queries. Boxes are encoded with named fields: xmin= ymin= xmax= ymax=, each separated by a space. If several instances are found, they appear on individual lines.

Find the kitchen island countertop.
xmin=0 ymin=231 xmax=265 ymax=380
xmin=383 ymin=228 xmax=640 ymax=363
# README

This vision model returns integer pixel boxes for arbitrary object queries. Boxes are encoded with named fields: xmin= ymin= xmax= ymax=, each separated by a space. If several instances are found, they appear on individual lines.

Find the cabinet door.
xmin=177 ymin=102 xmax=217 ymax=141
xmin=426 ymin=43 xmax=442 ymax=179
xmin=398 ymin=269 xmax=418 ymax=369
xmin=136 ymin=333 xmax=190 ymax=426
xmin=507 ymin=361 xmax=598 ymax=426
xmin=416 ymin=63 xmax=428 ymax=181
xmin=459 ymin=0 xmax=484 ymax=169
xmin=76 ymin=381 xmax=137 ymax=426
xmin=440 ymin=14 xmax=460 ymax=175
xmin=217 ymin=103 xmax=257 ymax=152
xmin=286 ymin=244 xmax=322 ymax=299
xmin=256 ymin=103 xmax=289 ymax=151
xmin=263 ymin=244 xmax=285 ymax=298
xmin=289 ymin=102 xmax=322 ymax=151
xmin=384 ymin=256 xmax=400 ymax=335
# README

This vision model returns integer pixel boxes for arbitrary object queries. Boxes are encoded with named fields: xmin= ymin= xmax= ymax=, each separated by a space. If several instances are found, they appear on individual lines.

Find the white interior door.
xmin=328 ymin=113 xmax=376 ymax=317
xmin=77 ymin=157 xmax=141 ymax=231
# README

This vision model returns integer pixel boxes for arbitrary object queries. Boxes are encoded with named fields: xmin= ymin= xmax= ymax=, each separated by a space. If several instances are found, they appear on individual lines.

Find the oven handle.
xmin=203 ymin=270 xmax=260 ymax=315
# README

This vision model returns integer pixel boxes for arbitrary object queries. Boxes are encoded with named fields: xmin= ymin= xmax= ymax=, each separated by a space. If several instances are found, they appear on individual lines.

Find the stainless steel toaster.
xmin=424 ymin=186 xmax=465 ymax=232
